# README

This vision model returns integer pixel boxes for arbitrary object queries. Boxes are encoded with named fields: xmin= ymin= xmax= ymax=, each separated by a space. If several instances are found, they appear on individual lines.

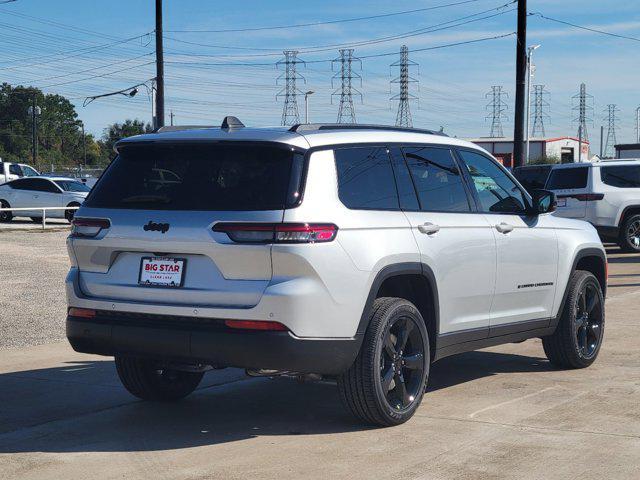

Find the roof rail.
xmin=289 ymin=123 xmax=448 ymax=136
xmin=156 ymin=125 xmax=215 ymax=133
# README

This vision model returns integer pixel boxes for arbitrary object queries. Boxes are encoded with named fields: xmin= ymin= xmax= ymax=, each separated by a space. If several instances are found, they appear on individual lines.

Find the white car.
xmin=0 ymin=176 xmax=91 ymax=223
xmin=65 ymin=120 xmax=607 ymax=426
xmin=0 ymin=161 xmax=40 ymax=184
xmin=546 ymin=160 xmax=640 ymax=252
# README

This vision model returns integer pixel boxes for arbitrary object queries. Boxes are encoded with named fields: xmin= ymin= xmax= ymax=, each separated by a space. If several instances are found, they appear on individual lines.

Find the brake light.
xmin=224 ymin=320 xmax=288 ymax=331
xmin=71 ymin=218 xmax=110 ymax=238
xmin=213 ymin=223 xmax=338 ymax=244
xmin=572 ymin=194 xmax=604 ymax=202
xmin=68 ymin=307 xmax=96 ymax=319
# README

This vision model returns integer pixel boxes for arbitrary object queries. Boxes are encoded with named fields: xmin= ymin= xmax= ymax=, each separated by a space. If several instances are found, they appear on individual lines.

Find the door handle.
xmin=495 ymin=222 xmax=514 ymax=234
xmin=418 ymin=222 xmax=441 ymax=235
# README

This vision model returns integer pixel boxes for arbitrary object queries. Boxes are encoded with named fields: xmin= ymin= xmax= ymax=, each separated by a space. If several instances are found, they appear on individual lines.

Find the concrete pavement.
xmin=0 ymin=243 xmax=639 ymax=479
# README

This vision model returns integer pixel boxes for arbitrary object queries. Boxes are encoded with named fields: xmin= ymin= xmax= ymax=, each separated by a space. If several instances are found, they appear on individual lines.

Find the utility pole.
xmin=486 ymin=86 xmax=508 ymax=138
xmin=332 ymin=49 xmax=362 ymax=124
xmin=170 ymin=110 xmax=175 ymax=126
xmin=155 ymin=0 xmax=165 ymax=129
xmin=277 ymin=51 xmax=305 ymax=126
xmin=391 ymin=45 xmax=418 ymax=128
xmin=28 ymin=95 xmax=40 ymax=168
xmin=81 ymin=123 xmax=86 ymax=167
xmin=513 ymin=0 xmax=527 ymax=168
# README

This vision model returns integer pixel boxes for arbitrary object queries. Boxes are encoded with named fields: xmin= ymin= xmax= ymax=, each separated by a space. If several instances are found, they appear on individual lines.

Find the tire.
xmin=542 ymin=271 xmax=605 ymax=369
xmin=338 ymin=297 xmax=430 ymax=427
xmin=115 ymin=356 xmax=204 ymax=401
xmin=0 ymin=200 xmax=12 ymax=223
xmin=618 ymin=214 xmax=640 ymax=253
xmin=30 ymin=217 xmax=43 ymax=223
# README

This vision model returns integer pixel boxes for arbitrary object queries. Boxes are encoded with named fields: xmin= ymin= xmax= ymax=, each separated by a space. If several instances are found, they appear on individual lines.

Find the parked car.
xmin=545 ymin=160 xmax=640 ymax=252
xmin=65 ymin=120 xmax=607 ymax=426
xmin=0 ymin=176 xmax=90 ymax=223
xmin=513 ymin=164 xmax=553 ymax=193
xmin=0 ymin=160 xmax=40 ymax=184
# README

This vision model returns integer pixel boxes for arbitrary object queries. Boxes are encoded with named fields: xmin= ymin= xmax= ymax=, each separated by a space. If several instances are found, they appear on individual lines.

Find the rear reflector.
xmin=71 ymin=218 xmax=111 ymax=238
xmin=68 ymin=307 xmax=96 ymax=319
xmin=213 ymin=223 xmax=337 ymax=244
xmin=224 ymin=320 xmax=289 ymax=331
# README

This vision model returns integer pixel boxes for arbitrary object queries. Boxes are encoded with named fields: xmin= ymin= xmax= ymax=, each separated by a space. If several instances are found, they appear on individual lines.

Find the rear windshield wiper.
xmin=121 ymin=194 xmax=171 ymax=204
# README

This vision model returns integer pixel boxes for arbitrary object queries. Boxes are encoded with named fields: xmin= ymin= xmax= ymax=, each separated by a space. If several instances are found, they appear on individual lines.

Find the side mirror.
xmin=529 ymin=189 xmax=557 ymax=215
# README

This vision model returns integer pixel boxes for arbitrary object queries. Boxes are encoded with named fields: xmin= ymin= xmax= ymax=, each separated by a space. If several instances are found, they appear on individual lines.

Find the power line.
xmin=391 ymin=45 xmax=418 ymax=128
xmin=531 ymin=13 xmax=640 ymax=43
xmin=165 ymin=32 xmax=515 ymax=67
xmin=332 ymin=49 xmax=362 ymax=124
xmin=486 ymin=86 xmax=508 ymax=138
xmin=166 ymin=0 xmax=495 ymax=33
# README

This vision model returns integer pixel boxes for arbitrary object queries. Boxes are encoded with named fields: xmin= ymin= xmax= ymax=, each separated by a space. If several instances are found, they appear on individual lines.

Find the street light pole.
xmin=304 ymin=91 xmax=314 ymax=124
xmin=525 ymin=44 xmax=541 ymax=164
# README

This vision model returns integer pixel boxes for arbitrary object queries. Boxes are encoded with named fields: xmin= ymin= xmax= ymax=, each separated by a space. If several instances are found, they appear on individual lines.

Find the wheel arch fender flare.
xmin=552 ymin=247 xmax=607 ymax=329
xmin=355 ymin=262 xmax=440 ymax=338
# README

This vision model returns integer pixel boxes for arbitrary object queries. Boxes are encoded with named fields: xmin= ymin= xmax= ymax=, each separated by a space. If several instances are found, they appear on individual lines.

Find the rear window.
xmin=546 ymin=167 xmax=589 ymax=190
xmin=85 ymin=144 xmax=303 ymax=211
xmin=55 ymin=180 xmax=91 ymax=192
xmin=513 ymin=166 xmax=551 ymax=192
xmin=600 ymin=166 xmax=640 ymax=188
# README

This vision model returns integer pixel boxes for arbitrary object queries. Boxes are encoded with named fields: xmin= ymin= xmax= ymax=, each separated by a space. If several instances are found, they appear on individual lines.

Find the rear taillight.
xmin=224 ymin=320 xmax=288 ymax=331
xmin=213 ymin=223 xmax=338 ymax=244
xmin=71 ymin=218 xmax=110 ymax=238
xmin=563 ymin=193 xmax=604 ymax=202
xmin=68 ymin=307 xmax=96 ymax=319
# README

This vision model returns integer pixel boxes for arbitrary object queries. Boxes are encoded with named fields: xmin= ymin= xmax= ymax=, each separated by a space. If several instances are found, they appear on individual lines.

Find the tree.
xmin=100 ymin=119 xmax=153 ymax=160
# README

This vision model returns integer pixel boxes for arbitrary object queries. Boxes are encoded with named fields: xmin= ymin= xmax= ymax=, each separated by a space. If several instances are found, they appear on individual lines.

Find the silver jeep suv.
xmin=66 ymin=119 xmax=607 ymax=426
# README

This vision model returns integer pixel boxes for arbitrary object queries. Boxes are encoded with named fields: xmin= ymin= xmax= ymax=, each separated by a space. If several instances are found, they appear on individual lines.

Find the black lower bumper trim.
xmin=595 ymin=225 xmax=619 ymax=241
xmin=66 ymin=313 xmax=360 ymax=375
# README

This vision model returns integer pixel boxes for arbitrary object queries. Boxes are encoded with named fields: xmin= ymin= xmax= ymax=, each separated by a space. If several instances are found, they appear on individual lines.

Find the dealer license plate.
xmin=139 ymin=257 xmax=186 ymax=287
xmin=557 ymin=198 xmax=567 ymax=207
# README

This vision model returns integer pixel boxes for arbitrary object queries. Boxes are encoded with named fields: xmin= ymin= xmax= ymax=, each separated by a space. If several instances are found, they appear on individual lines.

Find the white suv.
xmin=65 ymin=120 xmax=607 ymax=426
xmin=545 ymin=160 xmax=640 ymax=252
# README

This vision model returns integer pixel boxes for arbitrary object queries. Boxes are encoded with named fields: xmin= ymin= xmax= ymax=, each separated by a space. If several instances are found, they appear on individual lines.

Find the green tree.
xmin=100 ymin=119 xmax=153 ymax=160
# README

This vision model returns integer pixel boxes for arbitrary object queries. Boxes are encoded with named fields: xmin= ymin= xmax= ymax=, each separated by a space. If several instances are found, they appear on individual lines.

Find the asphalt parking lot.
xmin=1 ymin=229 xmax=639 ymax=480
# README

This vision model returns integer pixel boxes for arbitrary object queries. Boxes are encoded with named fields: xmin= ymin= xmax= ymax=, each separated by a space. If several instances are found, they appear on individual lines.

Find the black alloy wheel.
xmin=574 ymin=281 xmax=604 ymax=361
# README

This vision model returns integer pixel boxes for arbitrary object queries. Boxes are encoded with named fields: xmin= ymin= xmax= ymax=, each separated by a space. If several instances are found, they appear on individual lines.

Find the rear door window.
xmin=85 ymin=144 xmax=304 ymax=211
xmin=403 ymin=146 xmax=471 ymax=212
xmin=546 ymin=167 xmax=589 ymax=190
xmin=600 ymin=166 xmax=640 ymax=188
xmin=334 ymin=146 xmax=399 ymax=210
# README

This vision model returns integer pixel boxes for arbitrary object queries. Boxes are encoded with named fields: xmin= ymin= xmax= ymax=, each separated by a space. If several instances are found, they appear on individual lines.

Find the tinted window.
xmin=388 ymin=147 xmax=419 ymax=210
xmin=31 ymin=179 xmax=60 ymax=193
xmin=546 ymin=167 xmax=589 ymax=190
xmin=55 ymin=180 xmax=91 ymax=192
xmin=85 ymin=144 xmax=302 ymax=211
xmin=8 ymin=178 xmax=36 ymax=190
xmin=334 ymin=147 xmax=398 ymax=210
xmin=9 ymin=164 xmax=23 ymax=176
xmin=403 ymin=147 xmax=470 ymax=212
xmin=513 ymin=166 xmax=552 ymax=192
xmin=458 ymin=150 xmax=528 ymax=214
xmin=601 ymin=166 xmax=640 ymax=188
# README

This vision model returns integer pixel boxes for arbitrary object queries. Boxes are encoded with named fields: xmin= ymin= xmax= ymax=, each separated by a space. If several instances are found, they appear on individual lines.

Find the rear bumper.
xmin=66 ymin=312 xmax=361 ymax=375
xmin=595 ymin=225 xmax=619 ymax=241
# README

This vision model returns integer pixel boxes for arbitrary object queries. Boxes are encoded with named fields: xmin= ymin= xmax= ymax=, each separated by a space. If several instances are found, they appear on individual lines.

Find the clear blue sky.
xmin=2 ymin=0 xmax=639 ymax=146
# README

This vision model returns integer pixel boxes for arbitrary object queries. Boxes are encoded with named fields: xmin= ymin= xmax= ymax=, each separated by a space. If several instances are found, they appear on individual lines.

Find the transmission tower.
xmin=486 ymin=86 xmax=508 ymax=138
xmin=276 ymin=50 xmax=306 ymax=126
xmin=331 ymin=49 xmax=362 ymax=124
xmin=572 ymin=83 xmax=594 ymax=142
xmin=391 ymin=45 xmax=418 ymax=128
xmin=531 ymin=85 xmax=550 ymax=138
xmin=603 ymin=104 xmax=619 ymax=158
